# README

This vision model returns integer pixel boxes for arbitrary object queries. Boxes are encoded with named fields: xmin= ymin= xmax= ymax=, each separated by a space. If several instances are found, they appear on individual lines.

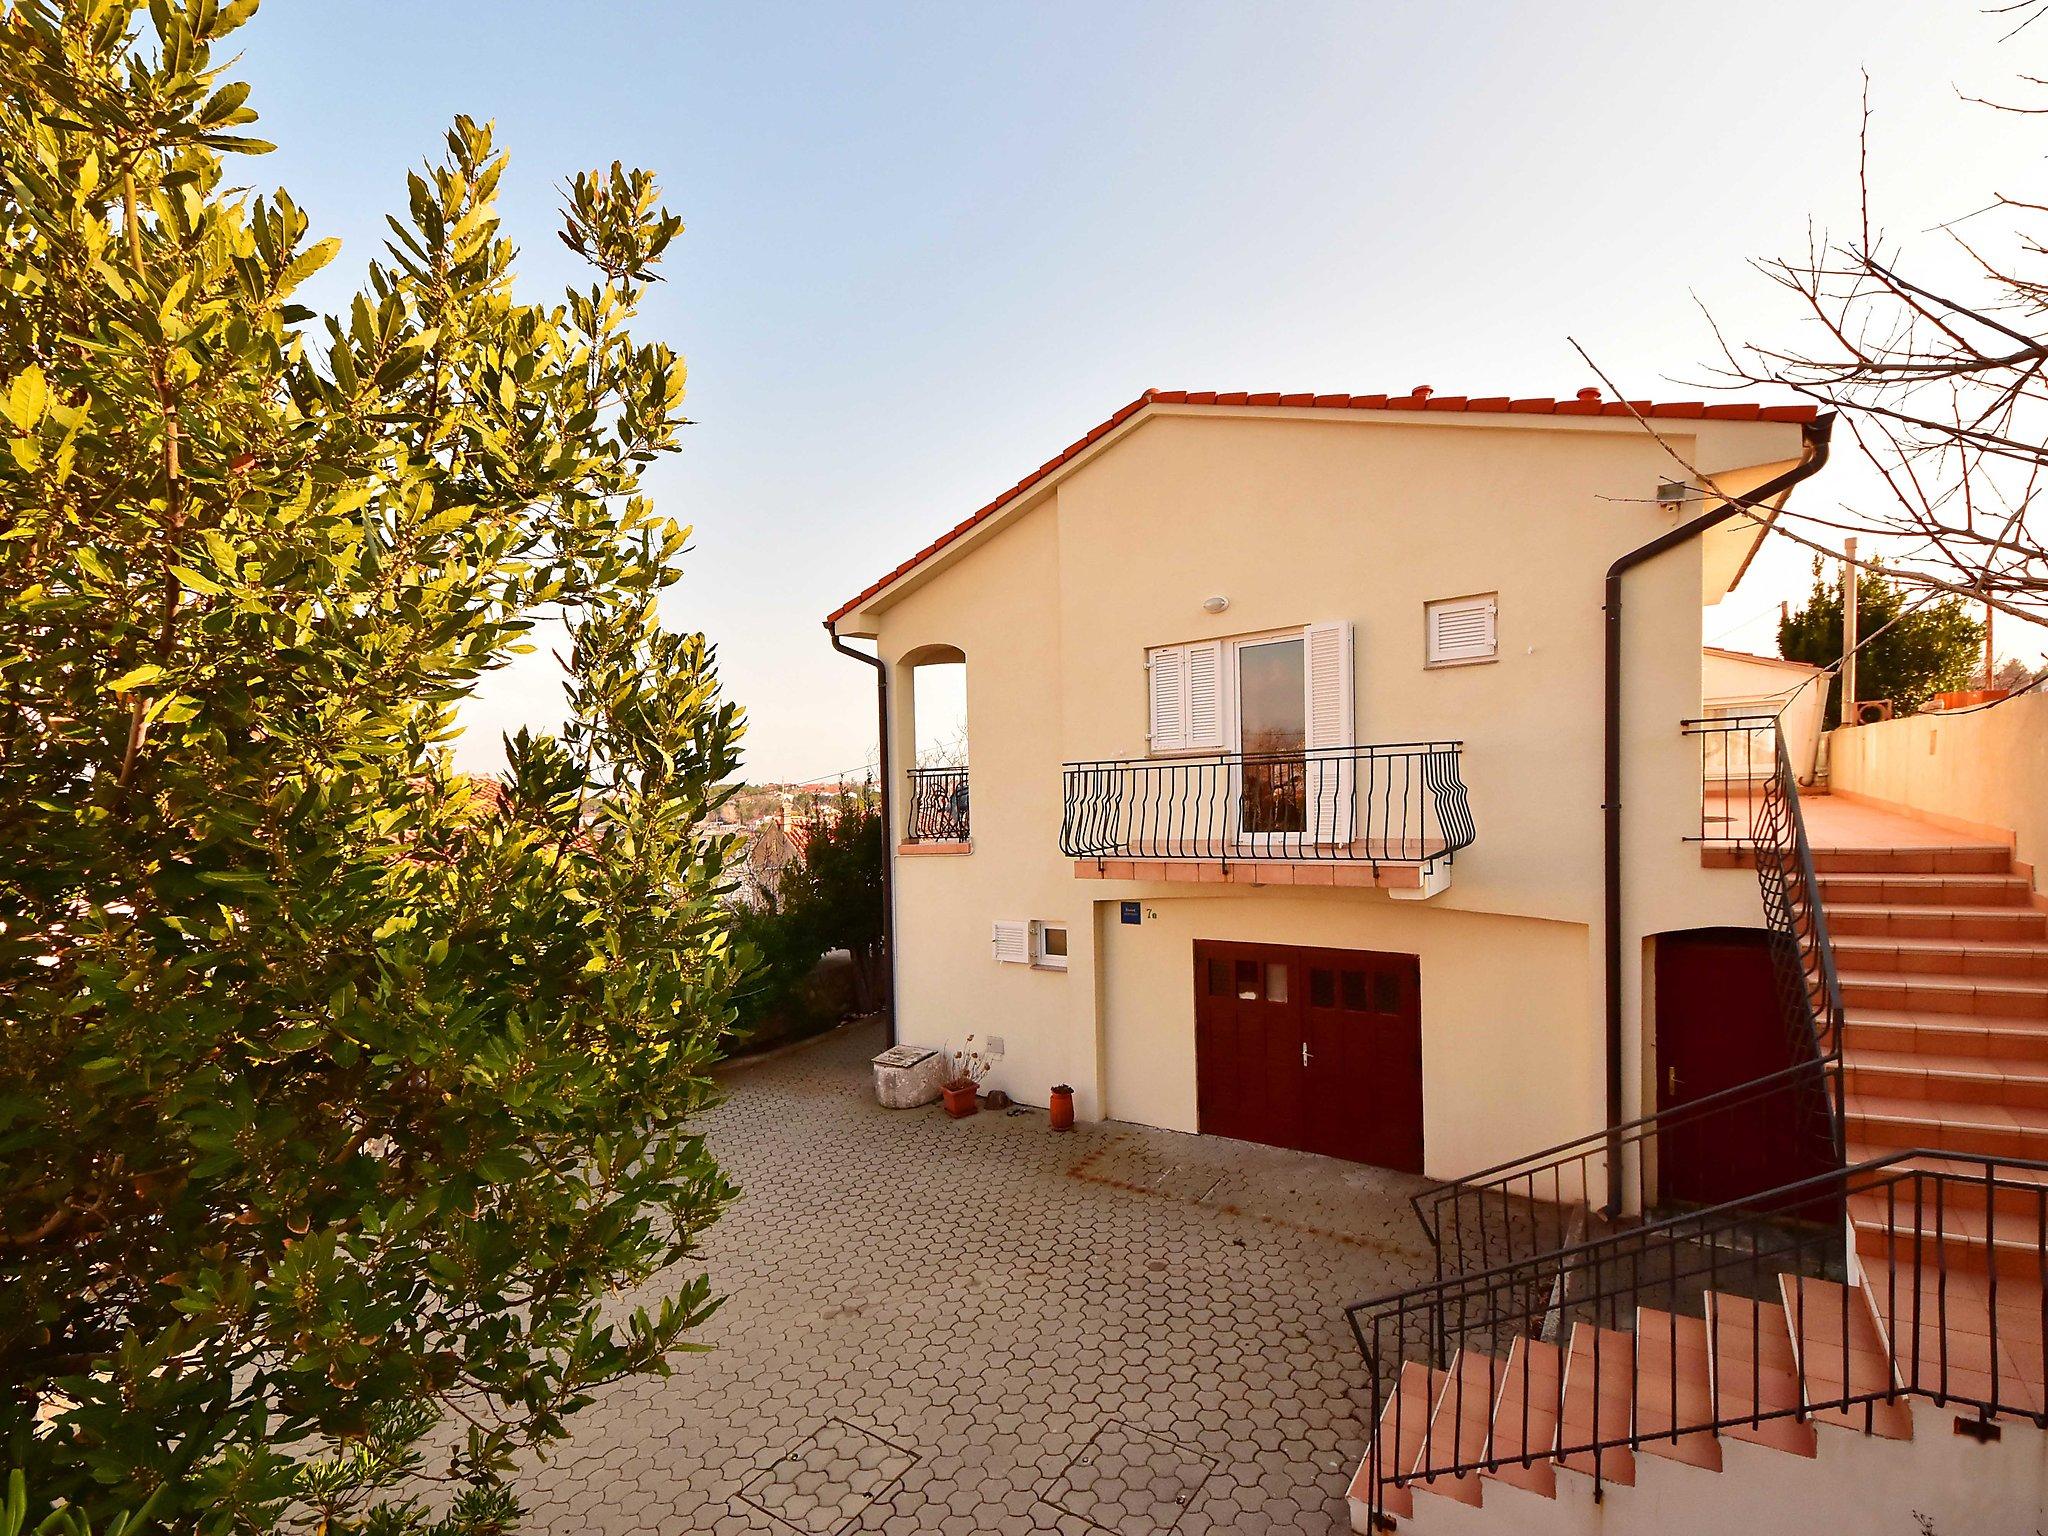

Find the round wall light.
xmin=1201 ymin=595 xmax=1229 ymax=614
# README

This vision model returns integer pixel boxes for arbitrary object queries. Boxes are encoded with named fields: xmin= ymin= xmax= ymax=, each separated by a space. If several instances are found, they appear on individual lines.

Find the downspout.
xmin=827 ymin=621 xmax=897 ymax=1046
xmin=1601 ymin=414 xmax=1832 ymax=1216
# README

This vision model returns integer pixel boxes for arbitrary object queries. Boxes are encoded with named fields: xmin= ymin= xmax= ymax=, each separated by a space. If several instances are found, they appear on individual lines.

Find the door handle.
xmin=1302 ymin=1042 xmax=1312 ymax=1069
xmin=1665 ymin=1066 xmax=1678 ymax=1097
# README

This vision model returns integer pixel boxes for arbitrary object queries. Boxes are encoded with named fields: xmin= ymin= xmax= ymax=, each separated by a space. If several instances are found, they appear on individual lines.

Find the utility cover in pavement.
xmin=1038 ymin=1419 xmax=1216 ymax=1535
xmin=732 ymin=1419 xmax=917 ymax=1534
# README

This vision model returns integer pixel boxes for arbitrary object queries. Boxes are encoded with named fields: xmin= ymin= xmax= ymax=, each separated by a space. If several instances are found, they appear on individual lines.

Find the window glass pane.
xmin=1239 ymin=638 xmax=1308 ymax=836
xmin=1265 ymin=962 xmax=1289 ymax=1004
xmin=1041 ymin=926 xmax=1067 ymax=958
xmin=1207 ymin=958 xmax=1229 ymax=996
xmin=1341 ymin=970 xmax=1368 ymax=1011
xmin=1238 ymin=639 xmax=1306 ymax=754
xmin=1235 ymin=959 xmax=1261 ymax=1000
xmin=1373 ymin=972 xmax=1401 ymax=1013
xmin=1310 ymin=968 xmax=1335 ymax=1008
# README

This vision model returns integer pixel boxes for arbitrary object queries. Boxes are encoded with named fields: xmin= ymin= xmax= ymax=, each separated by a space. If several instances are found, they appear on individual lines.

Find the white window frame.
xmin=1425 ymin=593 xmax=1499 ymax=668
xmin=1030 ymin=921 xmax=1068 ymax=971
xmin=1145 ymin=621 xmax=1357 ymax=848
xmin=1147 ymin=623 xmax=1355 ymax=757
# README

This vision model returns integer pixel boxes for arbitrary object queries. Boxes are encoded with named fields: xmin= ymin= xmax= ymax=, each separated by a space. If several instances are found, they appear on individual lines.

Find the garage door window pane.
xmin=1208 ymin=959 xmax=1229 ymax=996
xmin=1236 ymin=959 xmax=1261 ymax=1000
xmin=1341 ymin=970 xmax=1368 ymax=1011
xmin=1374 ymin=973 xmax=1401 ymax=1013
xmin=1265 ymin=963 xmax=1289 ymax=1004
xmin=1310 ymin=968 xmax=1335 ymax=1008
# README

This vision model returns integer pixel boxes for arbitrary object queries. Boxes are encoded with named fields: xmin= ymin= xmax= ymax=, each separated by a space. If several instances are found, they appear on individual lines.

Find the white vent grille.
xmin=992 ymin=920 xmax=1031 ymax=964
xmin=1426 ymin=595 xmax=1498 ymax=666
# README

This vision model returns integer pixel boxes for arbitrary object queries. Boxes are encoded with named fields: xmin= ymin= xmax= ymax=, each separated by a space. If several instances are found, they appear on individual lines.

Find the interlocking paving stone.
xmin=514 ymin=1018 xmax=1438 ymax=1534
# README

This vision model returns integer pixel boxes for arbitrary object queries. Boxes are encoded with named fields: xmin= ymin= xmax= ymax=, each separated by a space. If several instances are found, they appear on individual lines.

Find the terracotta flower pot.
xmin=941 ymin=1081 xmax=979 ymax=1118
xmin=1049 ymin=1084 xmax=1075 ymax=1132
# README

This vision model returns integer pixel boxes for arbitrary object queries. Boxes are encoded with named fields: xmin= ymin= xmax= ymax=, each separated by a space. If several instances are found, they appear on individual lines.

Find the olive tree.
xmin=0 ymin=2 xmax=743 ymax=1530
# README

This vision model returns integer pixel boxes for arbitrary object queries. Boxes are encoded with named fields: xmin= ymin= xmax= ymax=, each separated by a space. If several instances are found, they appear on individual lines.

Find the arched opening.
xmin=897 ymin=644 xmax=968 ymax=844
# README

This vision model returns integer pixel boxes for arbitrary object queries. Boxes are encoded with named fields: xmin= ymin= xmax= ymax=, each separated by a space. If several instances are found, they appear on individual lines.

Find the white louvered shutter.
xmin=1427 ymin=595 xmax=1498 ymax=665
xmin=1184 ymin=641 xmax=1225 ymax=750
xmin=992 ymin=920 xmax=1031 ymax=964
xmin=1147 ymin=645 xmax=1186 ymax=752
xmin=1303 ymin=620 xmax=1356 ymax=846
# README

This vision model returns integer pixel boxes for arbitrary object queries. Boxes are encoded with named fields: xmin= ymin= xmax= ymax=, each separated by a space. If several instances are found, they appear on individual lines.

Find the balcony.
xmin=904 ymin=765 xmax=970 ymax=848
xmin=1059 ymin=741 xmax=1472 ymax=897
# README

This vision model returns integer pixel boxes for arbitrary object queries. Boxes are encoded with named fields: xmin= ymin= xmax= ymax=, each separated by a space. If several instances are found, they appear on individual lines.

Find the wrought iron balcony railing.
xmin=904 ymin=765 xmax=969 ymax=842
xmin=1059 ymin=741 xmax=1472 ymax=870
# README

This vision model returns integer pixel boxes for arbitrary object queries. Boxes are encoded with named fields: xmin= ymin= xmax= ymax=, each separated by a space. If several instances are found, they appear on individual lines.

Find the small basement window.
xmin=1032 ymin=922 xmax=1068 ymax=971
xmin=1426 ymin=593 xmax=1498 ymax=667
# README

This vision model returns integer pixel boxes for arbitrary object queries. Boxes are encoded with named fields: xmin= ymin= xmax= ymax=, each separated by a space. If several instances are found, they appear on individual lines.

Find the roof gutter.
xmin=1601 ymin=414 xmax=1832 ymax=1216
xmin=826 ymin=622 xmax=897 ymax=1043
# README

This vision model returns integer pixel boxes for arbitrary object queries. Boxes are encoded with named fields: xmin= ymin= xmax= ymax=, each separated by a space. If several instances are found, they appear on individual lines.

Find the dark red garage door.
xmin=1193 ymin=940 xmax=1423 ymax=1173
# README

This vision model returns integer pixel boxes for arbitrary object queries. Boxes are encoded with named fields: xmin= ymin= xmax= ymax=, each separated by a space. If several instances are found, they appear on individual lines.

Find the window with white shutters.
xmin=1425 ymin=594 xmax=1498 ymax=667
xmin=1146 ymin=639 xmax=1225 ymax=753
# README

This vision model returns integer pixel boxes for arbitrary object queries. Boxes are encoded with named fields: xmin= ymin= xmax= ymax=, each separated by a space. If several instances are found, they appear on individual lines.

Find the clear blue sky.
xmin=234 ymin=1 xmax=2043 ymax=781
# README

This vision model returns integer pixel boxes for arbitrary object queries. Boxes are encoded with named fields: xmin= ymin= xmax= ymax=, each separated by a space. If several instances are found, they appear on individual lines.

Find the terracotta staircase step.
xmin=1861 ymin=1261 xmax=2047 ymax=1418
xmin=1779 ymin=1276 xmax=1914 ymax=1439
xmin=1845 ymin=1144 xmax=2048 ymax=1216
xmin=1828 ymin=902 xmax=2048 ymax=942
xmin=1849 ymin=1185 xmax=2048 ymax=1280
xmin=1819 ymin=871 xmax=2036 ymax=908
xmin=1704 ymin=1292 xmax=1819 ymax=1457
xmin=1481 ymin=1336 xmax=1562 ymax=1500
xmin=1846 ymin=1090 xmax=2048 ymax=1161
xmin=1811 ymin=845 xmax=2012 ymax=875
xmin=1348 ymin=1360 xmax=1441 ymax=1524
xmin=1843 ymin=1046 xmax=2048 ymax=1110
xmin=1838 ymin=970 xmax=2048 ymax=1020
xmin=1834 ymin=936 xmax=2048 ymax=981
xmin=1412 ymin=1349 xmax=1492 ymax=1507
xmin=1556 ymin=1323 xmax=1637 ymax=1486
xmin=1632 ymin=1309 xmax=1723 ymax=1470
xmin=1845 ymin=1008 xmax=2048 ymax=1064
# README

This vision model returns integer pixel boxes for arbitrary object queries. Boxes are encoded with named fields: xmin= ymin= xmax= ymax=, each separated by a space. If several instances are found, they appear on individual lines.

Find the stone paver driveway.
xmin=521 ymin=1019 xmax=1439 ymax=1534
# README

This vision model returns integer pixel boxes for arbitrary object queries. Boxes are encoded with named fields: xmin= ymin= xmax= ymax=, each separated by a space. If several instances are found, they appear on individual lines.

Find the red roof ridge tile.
xmin=826 ymin=387 xmax=1817 ymax=624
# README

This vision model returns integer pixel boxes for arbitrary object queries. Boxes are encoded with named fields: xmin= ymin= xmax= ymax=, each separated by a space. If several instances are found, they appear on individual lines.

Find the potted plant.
xmin=1049 ymin=1083 xmax=1075 ymax=1132
xmin=942 ymin=1036 xmax=988 ymax=1118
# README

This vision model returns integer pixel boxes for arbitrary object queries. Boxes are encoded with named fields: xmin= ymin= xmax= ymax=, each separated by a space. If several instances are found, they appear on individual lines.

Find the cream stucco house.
xmin=829 ymin=387 xmax=2048 ymax=1532
xmin=826 ymin=385 xmax=1828 ymax=1184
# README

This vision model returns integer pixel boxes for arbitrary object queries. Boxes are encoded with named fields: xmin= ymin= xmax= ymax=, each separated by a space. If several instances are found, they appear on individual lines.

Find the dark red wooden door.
xmin=1302 ymin=947 xmax=1424 ymax=1171
xmin=1193 ymin=941 xmax=1423 ymax=1173
xmin=1656 ymin=928 xmax=1831 ymax=1208
xmin=1194 ymin=944 xmax=1304 ymax=1149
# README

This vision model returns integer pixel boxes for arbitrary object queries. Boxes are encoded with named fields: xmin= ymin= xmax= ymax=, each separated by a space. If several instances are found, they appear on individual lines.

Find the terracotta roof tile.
xmin=826 ymin=387 xmax=1819 ymax=624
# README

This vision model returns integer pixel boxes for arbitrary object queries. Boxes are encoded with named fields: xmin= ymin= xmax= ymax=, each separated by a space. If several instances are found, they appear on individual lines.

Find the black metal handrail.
xmin=905 ymin=765 xmax=969 ymax=842
xmin=1346 ymin=1148 xmax=2048 ymax=1525
xmin=1410 ymin=1061 xmax=1835 ymax=1285
xmin=1680 ymin=712 xmax=1779 ymax=844
xmin=1754 ymin=727 xmax=1848 ymax=1159
xmin=1407 ymin=721 xmax=1844 ymax=1285
xmin=1058 ymin=741 xmax=1473 ymax=870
